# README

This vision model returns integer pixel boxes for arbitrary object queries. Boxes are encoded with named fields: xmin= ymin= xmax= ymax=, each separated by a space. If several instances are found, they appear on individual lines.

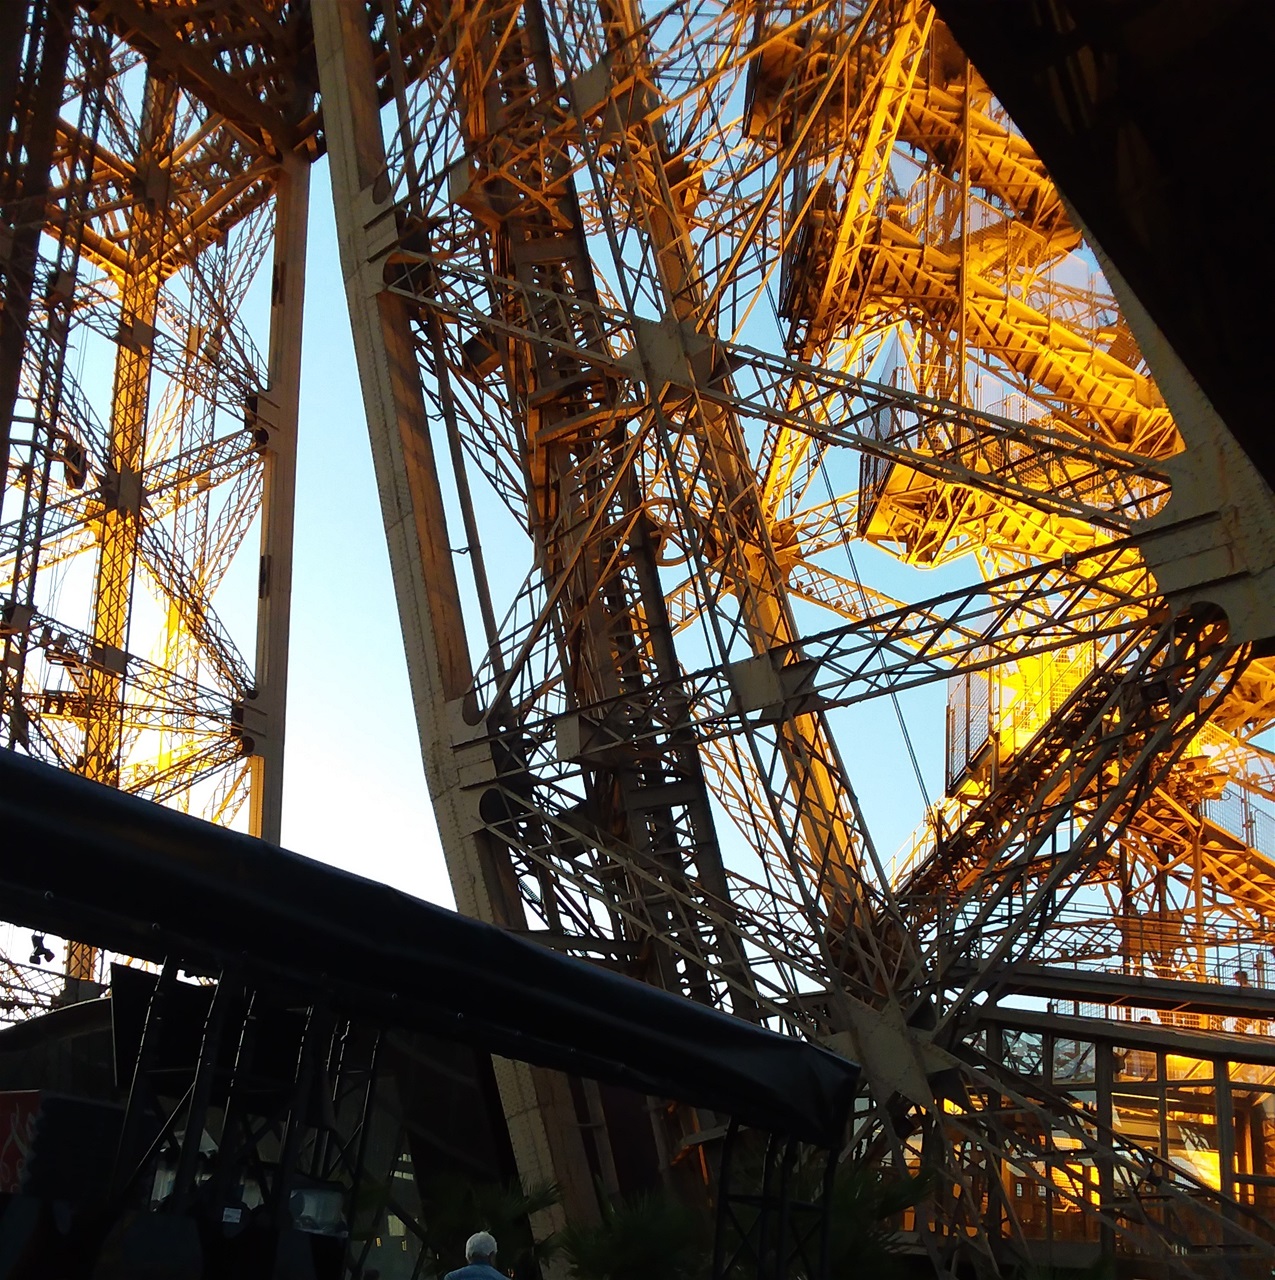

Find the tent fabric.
xmin=0 ymin=749 xmax=857 ymax=1146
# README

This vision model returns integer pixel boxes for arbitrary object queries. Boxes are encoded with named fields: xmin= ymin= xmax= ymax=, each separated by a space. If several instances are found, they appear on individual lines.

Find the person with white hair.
xmin=444 ymin=1230 xmax=503 ymax=1280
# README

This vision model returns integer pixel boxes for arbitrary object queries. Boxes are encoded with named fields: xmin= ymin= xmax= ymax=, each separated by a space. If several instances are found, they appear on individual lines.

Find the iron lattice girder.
xmin=80 ymin=68 xmax=178 ymax=795
xmin=461 ymin=574 xmax=1244 ymax=1050
xmin=432 ymin=0 xmax=755 ymax=1011
xmin=0 ymin=426 xmax=264 ymax=568
xmin=3 ymin=606 xmax=238 ymax=732
xmin=43 ymin=113 xmax=282 ymax=283
xmin=367 ymin=0 xmax=1205 ymax=1060
xmin=758 ymin=6 xmax=1179 ymax=473
xmin=80 ymin=0 xmax=318 ymax=155
xmin=478 ymin=601 xmax=1240 ymax=983
xmin=309 ymin=0 xmax=1275 ymax=1270
xmin=880 ymin=621 xmax=1261 ymax=1273
xmin=471 ymin=564 xmax=1264 ymax=1264
xmin=0 ymin=0 xmax=1238 ymax=1270
xmin=470 ymin=536 xmax=1162 ymax=764
xmin=856 ymin=230 xmax=1176 ymax=456
xmin=391 ymin=256 xmax=1166 ymax=532
xmin=945 ymin=1043 xmax=1275 ymax=1277
xmin=2 ymin=0 xmax=308 ymax=848
xmin=909 ymin=617 xmax=1243 ymax=1018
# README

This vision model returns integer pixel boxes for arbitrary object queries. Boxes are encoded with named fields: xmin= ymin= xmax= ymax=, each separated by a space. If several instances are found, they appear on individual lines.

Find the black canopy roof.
xmin=0 ymin=748 xmax=856 ymax=1146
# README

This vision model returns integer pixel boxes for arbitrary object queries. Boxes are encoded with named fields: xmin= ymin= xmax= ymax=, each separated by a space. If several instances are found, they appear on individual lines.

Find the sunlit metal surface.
xmin=4 ymin=0 xmax=1275 ymax=1273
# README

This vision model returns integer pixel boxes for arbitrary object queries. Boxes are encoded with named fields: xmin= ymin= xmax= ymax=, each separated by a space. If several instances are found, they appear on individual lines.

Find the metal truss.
xmin=0 ymin=1 xmax=315 ymax=988
xmin=314 ymin=0 xmax=1275 ymax=1273
xmin=6 ymin=0 xmax=1275 ymax=1276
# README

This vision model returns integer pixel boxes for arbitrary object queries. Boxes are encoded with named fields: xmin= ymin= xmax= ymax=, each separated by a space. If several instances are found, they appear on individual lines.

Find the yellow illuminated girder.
xmin=83 ymin=73 xmax=175 ymax=793
xmin=9 ymin=0 xmax=1261 ymax=1265
xmin=1 ymin=2 xmax=312 ymax=995
xmin=321 ymin=0 xmax=1275 ymax=1266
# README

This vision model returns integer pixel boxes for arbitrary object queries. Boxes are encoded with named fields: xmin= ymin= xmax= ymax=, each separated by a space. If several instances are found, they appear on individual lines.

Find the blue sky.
xmin=277 ymin=160 xmax=451 ymax=907
xmin=273 ymin=160 xmax=948 ymax=908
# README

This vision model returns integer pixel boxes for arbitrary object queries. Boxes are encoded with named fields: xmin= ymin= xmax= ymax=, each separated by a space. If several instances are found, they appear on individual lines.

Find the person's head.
xmin=465 ymin=1232 xmax=498 ymax=1266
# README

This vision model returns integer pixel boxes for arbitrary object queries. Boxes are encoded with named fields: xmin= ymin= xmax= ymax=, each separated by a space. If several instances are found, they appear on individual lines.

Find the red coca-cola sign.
xmin=0 ymin=1091 xmax=42 ymax=1193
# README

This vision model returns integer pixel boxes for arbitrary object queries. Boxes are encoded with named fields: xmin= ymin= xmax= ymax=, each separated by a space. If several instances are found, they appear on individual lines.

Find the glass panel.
xmin=1164 ymin=1084 xmax=1221 ymax=1191
xmin=1003 ymin=1029 xmax=1045 ymax=1077
xmin=1052 ymin=1037 xmax=1096 ymax=1086
xmin=352 ymin=1143 xmax=425 ymax=1280
xmin=1115 ymin=1042 xmax=1158 ymax=1083
xmin=1002 ymin=1111 xmax=1049 ymax=1240
xmin=1044 ymin=1094 xmax=1100 ymax=1242
xmin=1232 ymin=1088 xmax=1275 ymax=1188
xmin=1165 ymin=1053 xmax=1213 ymax=1082
xmin=1046 ymin=1152 xmax=1100 ymax=1241
xmin=1112 ymin=1089 xmax=1161 ymax=1154
xmin=1230 ymin=1061 xmax=1275 ymax=1087
xmin=1006 ymin=1171 xmax=1049 ymax=1240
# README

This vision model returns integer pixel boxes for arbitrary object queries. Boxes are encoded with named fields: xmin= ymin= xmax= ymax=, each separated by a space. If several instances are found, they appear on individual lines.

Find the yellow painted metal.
xmin=7 ymin=0 xmax=1275 ymax=1267
xmin=83 ymin=73 xmax=175 ymax=793
xmin=1 ymin=1 xmax=314 ymax=991
xmin=754 ymin=4 xmax=1275 ymax=1003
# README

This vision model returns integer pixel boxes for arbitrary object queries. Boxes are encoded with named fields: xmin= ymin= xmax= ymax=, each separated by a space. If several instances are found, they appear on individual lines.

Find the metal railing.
xmin=0 ymin=952 xmax=65 ymax=1022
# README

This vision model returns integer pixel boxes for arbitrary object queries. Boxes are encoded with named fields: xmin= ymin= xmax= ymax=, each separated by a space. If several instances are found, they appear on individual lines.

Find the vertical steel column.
xmin=0 ymin=4 xmax=28 ymax=141
xmin=1096 ymin=1040 xmax=1116 ymax=1265
xmin=110 ymin=957 xmax=178 ymax=1197
xmin=207 ymin=989 xmax=260 ymax=1209
xmin=248 ymin=152 xmax=309 ymax=842
xmin=276 ymin=1006 xmax=321 ymax=1226
xmin=0 ymin=0 xmax=72 ymax=479
xmin=73 ymin=71 xmax=176 ymax=983
xmin=1217 ymin=1059 xmax=1236 ymax=1209
xmin=82 ymin=71 xmax=176 ymax=785
xmin=313 ymin=0 xmax=592 ymax=1239
xmin=171 ymin=973 xmax=235 ymax=1214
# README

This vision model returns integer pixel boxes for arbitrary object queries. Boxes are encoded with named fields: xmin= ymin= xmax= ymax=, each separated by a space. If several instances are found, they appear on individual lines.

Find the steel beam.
xmin=247 ymin=151 xmax=308 ymax=841
xmin=313 ymin=0 xmax=593 ymax=1239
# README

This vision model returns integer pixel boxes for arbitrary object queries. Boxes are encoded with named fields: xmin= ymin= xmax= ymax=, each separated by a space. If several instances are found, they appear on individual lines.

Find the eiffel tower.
xmin=3 ymin=2 xmax=1275 ymax=1274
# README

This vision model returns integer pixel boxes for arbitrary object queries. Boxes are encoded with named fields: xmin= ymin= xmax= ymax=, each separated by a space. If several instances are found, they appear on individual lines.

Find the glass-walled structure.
xmin=916 ymin=1017 xmax=1275 ymax=1270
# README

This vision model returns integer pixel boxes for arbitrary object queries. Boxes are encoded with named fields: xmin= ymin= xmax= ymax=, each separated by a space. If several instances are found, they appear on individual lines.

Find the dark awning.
xmin=0 ymin=748 xmax=856 ymax=1146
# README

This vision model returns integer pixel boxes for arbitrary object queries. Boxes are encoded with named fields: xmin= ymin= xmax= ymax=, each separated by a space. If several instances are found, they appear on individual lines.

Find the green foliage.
xmin=822 ymin=1161 xmax=934 ymax=1280
xmin=416 ymin=1174 xmax=562 ymax=1280
xmin=387 ymin=1155 xmax=930 ymax=1280
xmin=553 ymin=1159 xmax=928 ymax=1280
xmin=559 ymin=1188 xmax=711 ymax=1280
